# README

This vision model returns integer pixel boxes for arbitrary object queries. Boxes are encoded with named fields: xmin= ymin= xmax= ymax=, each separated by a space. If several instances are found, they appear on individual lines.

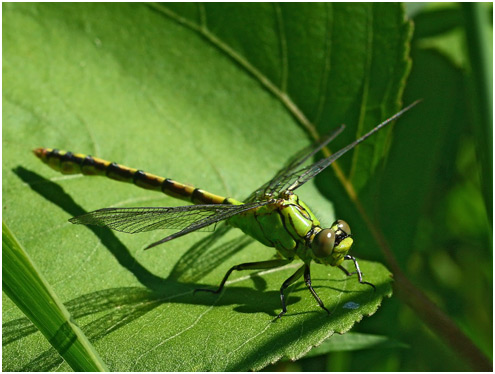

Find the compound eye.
xmin=312 ymin=229 xmax=336 ymax=258
xmin=335 ymin=219 xmax=351 ymax=235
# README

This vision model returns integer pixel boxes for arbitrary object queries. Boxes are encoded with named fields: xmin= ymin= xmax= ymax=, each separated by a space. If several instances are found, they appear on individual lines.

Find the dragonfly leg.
xmin=194 ymin=259 xmax=291 ymax=295
xmin=274 ymin=264 xmax=306 ymax=320
xmin=304 ymin=264 xmax=330 ymax=315
xmin=343 ymin=255 xmax=376 ymax=291
xmin=338 ymin=265 xmax=356 ymax=277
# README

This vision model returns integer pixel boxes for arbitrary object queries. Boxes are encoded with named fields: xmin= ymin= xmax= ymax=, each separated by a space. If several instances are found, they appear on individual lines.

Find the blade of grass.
xmin=2 ymin=221 xmax=108 ymax=372
xmin=461 ymin=2 xmax=493 ymax=223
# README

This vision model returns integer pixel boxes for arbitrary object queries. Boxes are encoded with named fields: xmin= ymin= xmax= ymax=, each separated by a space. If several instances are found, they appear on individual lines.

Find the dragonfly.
xmin=34 ymin=101 xmax=418 ymax=319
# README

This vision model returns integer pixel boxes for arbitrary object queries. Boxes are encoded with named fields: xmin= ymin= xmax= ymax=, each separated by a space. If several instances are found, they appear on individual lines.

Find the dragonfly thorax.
xmin=310 ymin=220 xmax=353 ymax=266
xmin=229 ymin=194 xmax=316 ymax=258
xmin=229 ymin=193 xmax=353 ymax=267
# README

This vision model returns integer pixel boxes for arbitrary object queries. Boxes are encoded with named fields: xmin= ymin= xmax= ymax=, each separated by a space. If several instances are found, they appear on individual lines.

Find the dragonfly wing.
xmin=69 ymin=201 xmax=269 ymax=249
xmin=144 ymin=200 xmax=270 ymax=249
xmin=69 ymin=206 xmax=230 ymax=233
xmin=245 ymin=125 xmax=345 ymax=202
xmin=275 ymin=100 xmax=422 ymax=193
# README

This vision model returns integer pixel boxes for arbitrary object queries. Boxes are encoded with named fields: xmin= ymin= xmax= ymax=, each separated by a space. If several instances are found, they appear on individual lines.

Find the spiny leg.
xmin=304 ymin=264 xmax=330 ymax=315
xmin=194 ymin=258 xmax=292 ymax=295
xmin=343 ymin=255 xmax=376 ymax=291
xmin=274 ymin=264 xmax=306 ymax=320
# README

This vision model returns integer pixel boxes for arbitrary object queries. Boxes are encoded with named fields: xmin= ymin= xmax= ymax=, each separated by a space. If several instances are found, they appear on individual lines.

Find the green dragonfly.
xmin=34 ymin=101 xmax=418 ymax=319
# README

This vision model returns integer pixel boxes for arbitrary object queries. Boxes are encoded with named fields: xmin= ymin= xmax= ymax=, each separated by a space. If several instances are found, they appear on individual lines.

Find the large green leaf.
xmin=3 ymin=3 xmax=410 ymax=371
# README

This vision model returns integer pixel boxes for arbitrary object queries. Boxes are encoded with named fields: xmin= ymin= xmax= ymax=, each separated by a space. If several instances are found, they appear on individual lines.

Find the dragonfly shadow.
xmin=3 ymin=281 xmax=294 ymax=371
xmin=168 ymin=223 xmax=254 ymax=283
xmin=3 ymin=285 xmax=172 ymax=371
xmin=13 ymin=167 xmax=167 ymax=290
xmin=14 ymin=167 xmax=259 ymax=291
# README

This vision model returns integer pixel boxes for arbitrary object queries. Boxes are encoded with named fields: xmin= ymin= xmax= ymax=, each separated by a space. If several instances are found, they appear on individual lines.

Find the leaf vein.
xmin=149 ymin=3 xmax=319 ymax=140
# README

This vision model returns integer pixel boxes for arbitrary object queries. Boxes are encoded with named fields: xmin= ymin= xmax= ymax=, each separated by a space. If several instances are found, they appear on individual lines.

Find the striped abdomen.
xmin=33 ymin=148 xmax=237 ymax=205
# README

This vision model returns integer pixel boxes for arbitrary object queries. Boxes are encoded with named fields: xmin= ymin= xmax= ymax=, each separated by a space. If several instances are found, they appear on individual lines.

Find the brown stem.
xmin=339 ymin=168 xmax=492 ymax=371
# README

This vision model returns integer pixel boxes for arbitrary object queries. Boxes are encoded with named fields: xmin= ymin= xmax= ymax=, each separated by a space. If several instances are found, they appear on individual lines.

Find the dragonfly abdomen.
xmin=33 ymin=148 xmax=232 ymax=205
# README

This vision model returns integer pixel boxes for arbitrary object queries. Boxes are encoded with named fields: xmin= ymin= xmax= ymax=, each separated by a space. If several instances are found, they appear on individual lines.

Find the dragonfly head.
xmin=311 ymin=220 xmax=353 ymax=266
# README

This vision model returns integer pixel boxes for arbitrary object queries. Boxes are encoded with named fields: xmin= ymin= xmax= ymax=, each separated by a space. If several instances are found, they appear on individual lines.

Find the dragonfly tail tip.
xmin=33 ymin=148 xmax=44 ymax=158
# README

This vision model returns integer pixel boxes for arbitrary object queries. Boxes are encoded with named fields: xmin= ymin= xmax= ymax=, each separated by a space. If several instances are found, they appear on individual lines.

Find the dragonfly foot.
xmin=343 ymin=255 xmax=376 ymax=292
xmin=272 ymin=310 xmax=286 ymax=322
xmin=360 ymin=280 xmax=376 ymax=292
xmin=321 ymin=305 xmax=331 ymax=315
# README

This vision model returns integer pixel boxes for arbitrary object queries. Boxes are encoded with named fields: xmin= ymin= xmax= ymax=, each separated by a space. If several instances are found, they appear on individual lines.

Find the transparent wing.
xmin=69 ymin=201 xmax=269 ymax=249
xmin=284 ymin=101 xmax=420 ymax=192
xmin=245 ymin=125 xmax=345 ymax=202
xmin=69 ymin=206 xmax=228 ymax=233
xmin=256 ymin=100 xmax=421 ymax=195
